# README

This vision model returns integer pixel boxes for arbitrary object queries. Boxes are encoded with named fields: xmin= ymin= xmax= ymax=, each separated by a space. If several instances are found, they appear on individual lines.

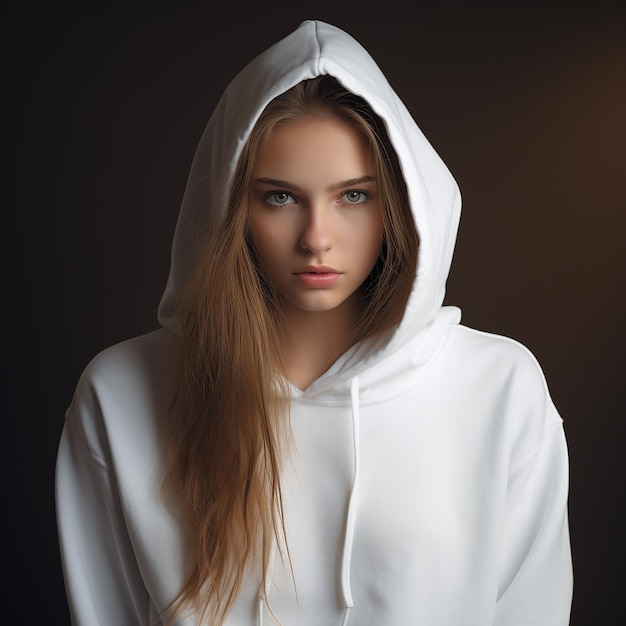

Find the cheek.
xmin=248 ymin=213 xmax=272 ymax=251
xmin=359 ymin=215 xmax=384 ymax=265
xmin=248 ymin=217 xmax=287 ymax=271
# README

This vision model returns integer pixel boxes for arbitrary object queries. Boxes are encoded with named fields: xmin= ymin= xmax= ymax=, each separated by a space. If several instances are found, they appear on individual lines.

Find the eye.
xmin=342 ymin=190 xmax=370 ymax=204
xmin=266 ymin=191 xmax=296 ymax=206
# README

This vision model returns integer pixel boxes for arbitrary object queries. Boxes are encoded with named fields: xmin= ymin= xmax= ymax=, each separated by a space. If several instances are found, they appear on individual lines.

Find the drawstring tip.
xmin=341 ymin=606 xmax=352 ymax=626
xmin=258 ymin=596 xmax=264 ymax=626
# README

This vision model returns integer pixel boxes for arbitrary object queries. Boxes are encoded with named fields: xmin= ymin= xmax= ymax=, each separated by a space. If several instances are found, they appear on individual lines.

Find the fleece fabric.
xmin=56 ymin=20 xmax=572 ymax=626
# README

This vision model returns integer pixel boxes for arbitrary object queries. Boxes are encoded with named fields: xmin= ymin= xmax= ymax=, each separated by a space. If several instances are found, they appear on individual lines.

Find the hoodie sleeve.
xmin=55 ymin=386 xmax=154 ymax=625
xmin=493 ymin=403 xmax=573 ymax=624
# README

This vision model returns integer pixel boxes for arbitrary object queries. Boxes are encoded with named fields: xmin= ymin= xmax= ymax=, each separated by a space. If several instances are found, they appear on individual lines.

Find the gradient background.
xmin=3 ymin=1 xmax=625 ymax=623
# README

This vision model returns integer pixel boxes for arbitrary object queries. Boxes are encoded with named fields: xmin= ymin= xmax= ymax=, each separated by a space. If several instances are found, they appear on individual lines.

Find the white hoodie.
xmin=56 ymin=20 xmax=573 ymax=626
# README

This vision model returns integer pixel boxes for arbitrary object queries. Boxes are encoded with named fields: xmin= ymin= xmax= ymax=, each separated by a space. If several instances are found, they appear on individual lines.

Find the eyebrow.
xmin=254 ymin=175 xmax=377 ymax=192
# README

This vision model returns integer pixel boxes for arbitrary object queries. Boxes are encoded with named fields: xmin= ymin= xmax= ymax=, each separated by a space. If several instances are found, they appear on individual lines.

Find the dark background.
xmin=4 ymin=1 xmax=625 ymax=623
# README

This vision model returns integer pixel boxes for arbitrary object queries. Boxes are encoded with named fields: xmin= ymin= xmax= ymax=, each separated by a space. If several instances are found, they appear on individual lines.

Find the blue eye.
xmin=266 ymin=191 xmax=295 ymax=206
xmin=342 ymin=190 xmax=369 ymax=204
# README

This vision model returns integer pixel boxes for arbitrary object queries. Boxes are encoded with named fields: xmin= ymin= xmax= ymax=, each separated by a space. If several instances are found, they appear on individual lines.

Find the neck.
xmin=279 ymin=297 xmax=361 ymax=391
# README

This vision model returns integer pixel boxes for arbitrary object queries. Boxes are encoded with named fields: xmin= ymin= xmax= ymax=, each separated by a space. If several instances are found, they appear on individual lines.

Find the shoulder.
xmin=80 ymin=328 xmax=179 ymax=386
xmin=442 ymin=324 xmax=564 ymax=468
xmin=447 ymin=324 xmax=540 ymax=363
xmin=66 ymin=329 xmax=179 ymax=462
xmin=446 ymin=324 xmax=556 ymax=399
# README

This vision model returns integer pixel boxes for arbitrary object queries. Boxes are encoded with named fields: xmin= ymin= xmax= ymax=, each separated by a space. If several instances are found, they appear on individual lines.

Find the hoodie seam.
xmin=508 ymin=420 xmax=562 ymax=481
xmin=312 ymin=20 xmax=321 ymax=74
xmin=66 ymin=406 xmax=111 ymax=473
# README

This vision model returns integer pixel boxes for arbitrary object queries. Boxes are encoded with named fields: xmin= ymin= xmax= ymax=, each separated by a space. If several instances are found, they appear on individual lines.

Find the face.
xmin=248 ymin=116 xmax=383 ymax=322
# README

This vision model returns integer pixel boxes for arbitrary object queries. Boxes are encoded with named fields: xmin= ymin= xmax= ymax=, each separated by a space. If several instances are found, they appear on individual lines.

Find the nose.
xmin=299 ymin=204 xmax=333 ymax=254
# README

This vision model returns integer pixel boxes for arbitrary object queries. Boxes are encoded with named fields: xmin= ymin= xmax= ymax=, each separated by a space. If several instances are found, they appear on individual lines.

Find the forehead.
xmin=255 ymin=116 xmax=375 ymax=181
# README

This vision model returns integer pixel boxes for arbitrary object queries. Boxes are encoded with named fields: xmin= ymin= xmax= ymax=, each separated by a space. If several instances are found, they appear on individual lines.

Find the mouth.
xmin=296 ymin=265 xmax=340 ymax=274
xmin=294 ymin=268 xmax=342 ymax=287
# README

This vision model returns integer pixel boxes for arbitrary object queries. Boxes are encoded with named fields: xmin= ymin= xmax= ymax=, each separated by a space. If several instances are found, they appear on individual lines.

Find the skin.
xmin=248 ymin=115 xmax=383 ymax=389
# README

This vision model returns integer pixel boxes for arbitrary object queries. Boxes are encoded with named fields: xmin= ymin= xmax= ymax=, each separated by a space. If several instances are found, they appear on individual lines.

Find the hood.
xmin=157 ymin=19 xmax=462 ymax=397
xmin=156 ymin=21 xmax=463 ymax=623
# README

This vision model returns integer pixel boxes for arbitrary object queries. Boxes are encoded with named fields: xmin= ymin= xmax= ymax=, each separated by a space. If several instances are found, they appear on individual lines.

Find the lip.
xmin=294 ymin=265 xmax=342 ymax=287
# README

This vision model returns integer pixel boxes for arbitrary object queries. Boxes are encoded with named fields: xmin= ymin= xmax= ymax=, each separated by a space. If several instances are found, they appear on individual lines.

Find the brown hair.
xmin=163 ymin=76 xmax=419 ymax=624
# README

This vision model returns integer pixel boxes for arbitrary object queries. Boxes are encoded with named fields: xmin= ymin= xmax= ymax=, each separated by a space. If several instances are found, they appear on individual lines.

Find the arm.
xmin=494 ymin=419 xmax=573 ymax=625
xmin=55 ymin=390 xmax=154 ymax=625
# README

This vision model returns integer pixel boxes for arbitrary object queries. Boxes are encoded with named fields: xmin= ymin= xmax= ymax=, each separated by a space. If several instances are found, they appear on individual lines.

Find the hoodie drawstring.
xmin=258 ymin=376 xmax=362 ymax=626
xmin=341 ymin=375 xmax=361 ymax=625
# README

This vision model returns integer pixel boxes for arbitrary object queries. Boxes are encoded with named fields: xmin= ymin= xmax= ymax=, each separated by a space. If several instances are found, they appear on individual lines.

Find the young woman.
xmin=56 ymin=20 xmax=573 ymax=626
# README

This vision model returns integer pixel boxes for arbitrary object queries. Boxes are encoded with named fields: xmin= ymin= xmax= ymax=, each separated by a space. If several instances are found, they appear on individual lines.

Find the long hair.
xmin=163 ymin=76 xmax=419 ymax=624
